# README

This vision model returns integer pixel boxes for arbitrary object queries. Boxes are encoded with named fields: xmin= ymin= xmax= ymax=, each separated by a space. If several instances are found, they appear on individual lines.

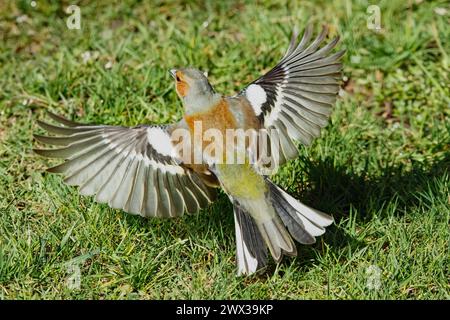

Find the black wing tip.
xmin=46 ymin=166 xmax=62 ymax=173
xmin=304 ymin=23 xmax=314 ymax=33
xmin=320 ymin=23 xmax=329 ymax=33
xmin=36 ymin=119 xmax=50 ymax=128
xmin=308 ymin=24 xmax=343 ymax=43
xmin=290 ymin=24 xmax=340 ymax=56
xmin=46 ymin=111 xmax=85 ymax=127
xmin=32 ymin=148 xmax=49 ymax=157
xmin=33 ymin=134 xmax=51 ymax=144
xmin=330 ymin=35 xmax=341 ymax=46
xmin=35 ymin=111 xmax=87 ymax=132
xmin=300 ymin=23 xmax=326 ymax=35
xmin=35 ymin=119 xmax=64 ymax=131
xmin=46 ymin=111 xmax=64 ymax=123
xmin=33 ymin=134 xmax=52 ymax=147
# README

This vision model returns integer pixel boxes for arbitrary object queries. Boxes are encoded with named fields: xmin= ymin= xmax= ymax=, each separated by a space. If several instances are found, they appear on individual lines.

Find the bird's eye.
xmin=176 ymin=76 xmax=181 ymax=81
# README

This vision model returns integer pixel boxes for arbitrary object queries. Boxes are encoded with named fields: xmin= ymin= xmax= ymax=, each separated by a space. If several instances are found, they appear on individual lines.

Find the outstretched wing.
xmin=240 ymin=25 xmax=345 ymax=166
xmin=34 ymin=112 xmax=216 ymax=218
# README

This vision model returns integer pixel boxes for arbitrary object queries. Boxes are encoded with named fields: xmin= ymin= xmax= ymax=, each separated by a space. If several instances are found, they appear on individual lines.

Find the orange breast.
xmin=184 ymin=99 xmax=238 ymax=163
xmin=184 ymin=98 xmax=237 ymax=133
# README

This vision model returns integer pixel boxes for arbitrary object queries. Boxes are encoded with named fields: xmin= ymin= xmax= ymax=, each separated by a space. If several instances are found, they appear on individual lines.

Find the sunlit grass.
xmin=0 ymin=0 xmax=448 ymax=299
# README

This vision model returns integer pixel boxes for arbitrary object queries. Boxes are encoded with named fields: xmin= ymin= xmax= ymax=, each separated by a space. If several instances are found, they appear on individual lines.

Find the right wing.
xmin=239 ymin=25 xmax=345 ymax=166
xmin=34 ymin=112 xmax=216 ymax=218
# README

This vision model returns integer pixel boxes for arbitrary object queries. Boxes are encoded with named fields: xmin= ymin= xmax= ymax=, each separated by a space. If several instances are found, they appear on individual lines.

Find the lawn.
xmin=0 ymin=0 xmax=449 ymax=299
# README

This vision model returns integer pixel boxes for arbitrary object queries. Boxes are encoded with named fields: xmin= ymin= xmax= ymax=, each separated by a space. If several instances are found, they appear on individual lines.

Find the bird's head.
xmin=169 ymin=68 xmax=218 ymax=114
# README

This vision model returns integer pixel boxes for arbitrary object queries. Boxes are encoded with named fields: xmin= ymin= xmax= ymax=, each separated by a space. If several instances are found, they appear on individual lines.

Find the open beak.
xmin=169 ymin=69 xmax=177 ymax=79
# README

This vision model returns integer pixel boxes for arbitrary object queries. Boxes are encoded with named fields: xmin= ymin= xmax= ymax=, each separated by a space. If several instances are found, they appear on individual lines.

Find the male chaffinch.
xmin=34 ymin=25 xmax=344 ymax=275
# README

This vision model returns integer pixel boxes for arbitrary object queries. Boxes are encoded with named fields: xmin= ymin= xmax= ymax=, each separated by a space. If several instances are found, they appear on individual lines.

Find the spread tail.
xmin=232 ymin=180 xmax=333 ymax=276
xmin=233 ymin=199 xmax=296 ymax=276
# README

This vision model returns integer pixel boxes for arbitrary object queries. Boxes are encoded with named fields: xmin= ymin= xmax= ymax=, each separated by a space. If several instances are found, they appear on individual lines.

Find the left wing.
xmin=33 ymin=112 xmax=216 ymax=218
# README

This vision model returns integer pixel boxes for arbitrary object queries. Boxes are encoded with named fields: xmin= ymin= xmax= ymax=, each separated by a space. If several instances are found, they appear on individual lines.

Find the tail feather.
xmin=273 ymin=183 xmax=334 ymax=227
xmin=230 ymin=180 xmax=333 ymax=276
xmin=259 ymin=217 xmax=297 ymax=262
xmin=233 ymin=202 xmax=267 ymax=276
xmin=271 ymin=191 xmax=317 ymax=244
xmin=268 ymin=180 xmax=334 ymax=241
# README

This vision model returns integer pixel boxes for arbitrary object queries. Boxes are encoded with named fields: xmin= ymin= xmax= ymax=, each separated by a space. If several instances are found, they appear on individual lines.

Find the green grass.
xmin=0 ymin=0 xmax=449 ymax=299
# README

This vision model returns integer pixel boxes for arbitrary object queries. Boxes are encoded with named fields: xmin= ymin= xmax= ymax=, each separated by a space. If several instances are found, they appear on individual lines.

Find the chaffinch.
xmin=34 ymin=25 xmax=344 ymax=275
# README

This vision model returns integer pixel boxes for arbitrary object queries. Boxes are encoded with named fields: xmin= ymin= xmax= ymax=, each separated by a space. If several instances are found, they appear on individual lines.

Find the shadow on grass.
xmin=120 ymin=148 xmax=449 ymax=277
xmin=298 ymin=151 xmax=449 ymax=221
xmin=274 ymin=149 xmax=450 ymax=273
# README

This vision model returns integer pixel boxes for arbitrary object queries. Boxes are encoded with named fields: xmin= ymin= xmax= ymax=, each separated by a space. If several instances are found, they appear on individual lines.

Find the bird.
xmin=34 ymin=24 xmax=344 ymax=276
